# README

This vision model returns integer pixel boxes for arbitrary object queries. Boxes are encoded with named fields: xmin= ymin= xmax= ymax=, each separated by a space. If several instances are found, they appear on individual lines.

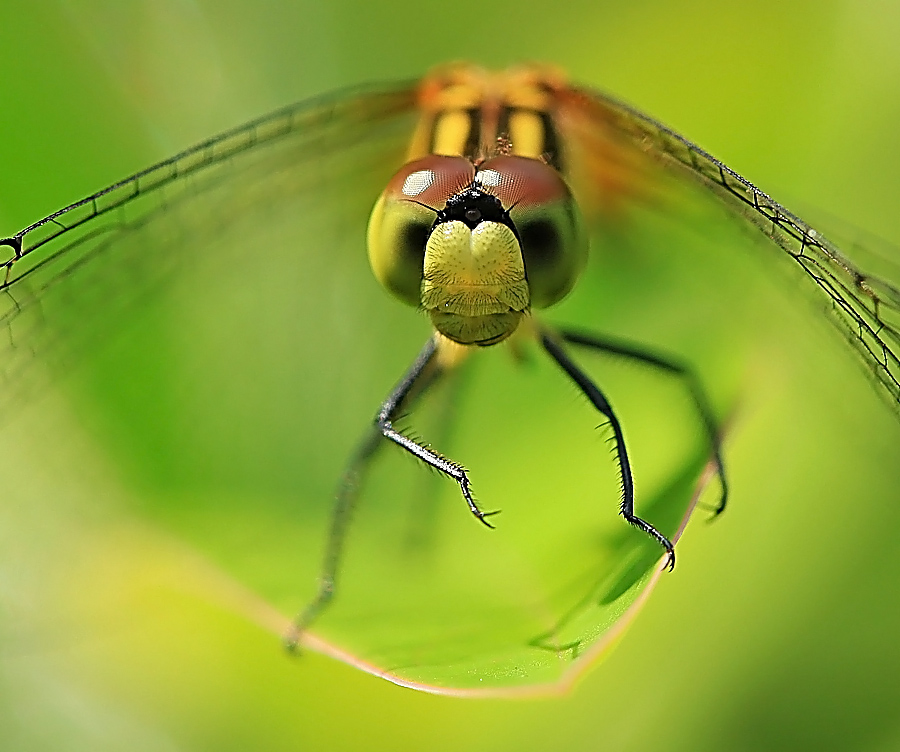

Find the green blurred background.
xmin=1 ymin=0 xmax=900 ymax=749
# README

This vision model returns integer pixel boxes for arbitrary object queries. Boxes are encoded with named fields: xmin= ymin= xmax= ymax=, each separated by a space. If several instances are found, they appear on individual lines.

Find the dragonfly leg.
xmin=558 ymin=326 xmax=728 ymax=516
xmin=539 ymin=329 xmax=676 ymax=571
xmin=376 ymin=336 xmax=497 ymax=528
xmin=285 ymin=335 xmax=489 ymax=651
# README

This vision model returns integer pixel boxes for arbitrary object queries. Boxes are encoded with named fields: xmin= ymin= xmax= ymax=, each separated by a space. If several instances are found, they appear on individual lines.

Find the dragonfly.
xmin=1 ymin=64 xmax=898 ymax=663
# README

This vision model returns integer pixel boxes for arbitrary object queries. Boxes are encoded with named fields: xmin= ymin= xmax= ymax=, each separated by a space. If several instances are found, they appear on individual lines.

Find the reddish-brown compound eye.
xmin=383 ymin=155 xmax=476 ymax=210
xmin=475 ymin=156 xmax=588 ymax=308
xmin=475 ymin=155 xmax=571 ymax=209
xmin=368 ymin=156 xmax=476 ymax=306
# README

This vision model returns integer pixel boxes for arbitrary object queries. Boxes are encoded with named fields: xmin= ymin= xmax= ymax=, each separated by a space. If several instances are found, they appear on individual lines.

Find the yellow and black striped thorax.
xmin=406 ymin=65 xmax=567 ymax=172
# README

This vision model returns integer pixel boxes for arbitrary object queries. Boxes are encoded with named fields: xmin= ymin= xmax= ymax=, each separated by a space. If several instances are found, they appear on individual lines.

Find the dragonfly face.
xmin=368 ymin=67 xmax=590 ymax=346
xmin=369 ymin=154 xmax=587 ymax=345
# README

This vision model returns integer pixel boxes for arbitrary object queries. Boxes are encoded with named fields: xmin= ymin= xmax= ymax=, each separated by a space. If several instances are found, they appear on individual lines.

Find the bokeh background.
xmin=1 ymin=0 xmax=900 ymax=749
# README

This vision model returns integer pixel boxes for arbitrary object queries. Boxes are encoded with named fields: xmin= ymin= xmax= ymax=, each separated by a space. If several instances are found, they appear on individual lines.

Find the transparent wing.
xmin=570 ymin=85 xmax=900 ymax=417
xmin=0 ymin=80 xmax=418 ymax=418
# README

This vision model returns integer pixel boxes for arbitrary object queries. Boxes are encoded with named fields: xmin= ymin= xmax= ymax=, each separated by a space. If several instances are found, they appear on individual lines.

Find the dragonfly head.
xmin=368 ymin=154 xmax=587 ymax=346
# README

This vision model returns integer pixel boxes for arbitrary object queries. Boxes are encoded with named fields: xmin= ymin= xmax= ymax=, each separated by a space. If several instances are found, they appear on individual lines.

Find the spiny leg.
xmin=559 ymin=327 xmax=728 ymax=516
xmin=285 ymin=335 xmax=490 ymax=650
xmin=376 ymin=336 xmax=497 ymax=528
xmin=540 ymin=329 xmax=676 ymax=571
xmin=403 ymin=365 xmax=471 ymax=550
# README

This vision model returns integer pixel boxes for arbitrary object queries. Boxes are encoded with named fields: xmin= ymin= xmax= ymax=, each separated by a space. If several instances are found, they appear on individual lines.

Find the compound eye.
xmin=384 ymin=155 xmax=476 ymax=210
xmin=476 ymin=155 xmax=570 ymax=209
xmin=368 ymin=156 xmax=476 ymax=306
xmin=476 ymin=156 xmax=588 ymax=308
